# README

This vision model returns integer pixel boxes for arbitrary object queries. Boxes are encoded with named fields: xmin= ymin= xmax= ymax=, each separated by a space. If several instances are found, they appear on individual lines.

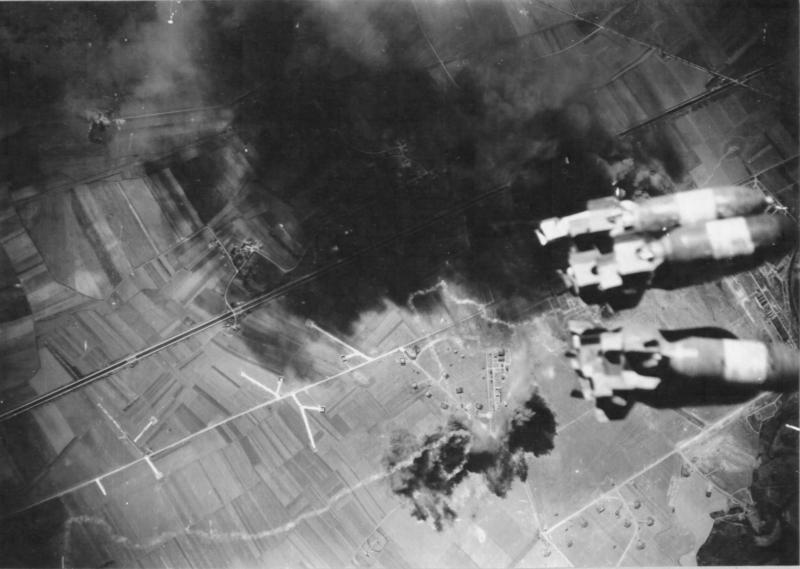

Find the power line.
xmin=421 ymin=0 xmax=639 ymax=71
xmin=533 ymin=0 xmax=780 ymax=102
xmin=523 ymin=2 xmax=633 ymax=64
xmin=615 ymin=62 xmax=779 ymax=135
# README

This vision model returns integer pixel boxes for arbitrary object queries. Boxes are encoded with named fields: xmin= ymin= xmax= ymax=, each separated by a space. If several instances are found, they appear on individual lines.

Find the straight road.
xmin=0 ymin=181 xmax=512 ymax=423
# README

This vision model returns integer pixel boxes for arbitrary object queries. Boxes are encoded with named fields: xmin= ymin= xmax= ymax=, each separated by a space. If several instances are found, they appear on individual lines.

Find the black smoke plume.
xmin=227 ymin=0 xmax=672 ymax=337
xmin=0 ymin=1 xmax=691 ymax=340
xmin=279 ymin=1 xmax=697 ymax=333
xmin=384 ymin=385 xmax=556 ymax=530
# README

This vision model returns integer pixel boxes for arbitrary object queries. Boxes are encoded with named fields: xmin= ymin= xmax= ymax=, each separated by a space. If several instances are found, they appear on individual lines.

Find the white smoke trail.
xmin=406 ymin=279 xmax=447 ymax=313
xmin=406 ymin=279 xmax=524 ymax=329
xmin=61 ymin=429 xmax=472 ymax=563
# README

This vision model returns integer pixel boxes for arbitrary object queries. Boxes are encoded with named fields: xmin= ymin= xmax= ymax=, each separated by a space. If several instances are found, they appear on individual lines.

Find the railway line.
xmin=0 ymin=180 xmax=512 ymax=423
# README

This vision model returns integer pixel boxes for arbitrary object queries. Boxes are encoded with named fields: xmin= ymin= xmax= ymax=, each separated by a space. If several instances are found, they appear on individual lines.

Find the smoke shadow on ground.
xmin=653 ymin=241 xmax=798 ymax=292
xmin=635 ymin=378 xmax=766 ymax=408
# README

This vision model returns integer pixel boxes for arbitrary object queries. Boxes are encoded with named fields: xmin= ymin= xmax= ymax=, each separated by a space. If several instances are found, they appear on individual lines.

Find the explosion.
xmin=384 ymin=382 xmax=556 ymax=530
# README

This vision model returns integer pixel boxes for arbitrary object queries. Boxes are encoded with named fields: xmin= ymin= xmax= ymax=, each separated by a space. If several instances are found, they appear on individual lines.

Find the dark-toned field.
xmin=0 ymin=0 xmax=796 ymax=567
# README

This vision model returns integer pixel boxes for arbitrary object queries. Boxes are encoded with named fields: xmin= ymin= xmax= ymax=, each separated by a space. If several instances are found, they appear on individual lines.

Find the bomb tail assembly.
xmin=566 ymin=321 xmax=799 ymax=421
xmin=537 ymin=186 xmax=795 ymax=304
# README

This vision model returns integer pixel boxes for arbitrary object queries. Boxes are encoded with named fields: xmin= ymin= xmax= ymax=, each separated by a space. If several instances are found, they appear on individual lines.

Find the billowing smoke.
xmin=2 ymin=3 xmax=229 ymax=186
xmin=255 ymin=0 xmax=688 ymax=336
xmin=0 ymin=3 xmax=248 ymax=116
xmin=383 ymin=424 xmax=471 ymax=531
xmin=300 ymin=0 xmax=391 ymax=68
xmin=1 ymin=1 xmax=689 ymax=337
xmin=384 ymin=382 xmax=556 ymax=530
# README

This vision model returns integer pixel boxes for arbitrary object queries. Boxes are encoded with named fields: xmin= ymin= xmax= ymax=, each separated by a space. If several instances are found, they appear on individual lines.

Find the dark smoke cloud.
xmin=1 ymin=1 xmax=690 ymax=349
xmin=383 ymin=426 xmax=470 ymax=531
xmin=0 ymin=2 xmax=297 ymax=187
xmin=301 ymin=0 xmax=391 ymax=68
xmin=228 ymin=1 xmax=675 ymax=339
xmin=384 ymin=384 xmax=556 ymax=530
xmin=244 ymin=0 xmax=689 ymax=337
xmin=0 ymin=2 xmax=250 ymax=117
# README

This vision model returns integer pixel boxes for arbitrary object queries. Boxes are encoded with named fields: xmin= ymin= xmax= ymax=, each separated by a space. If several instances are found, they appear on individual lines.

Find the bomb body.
xmin=650 ymin=214 xmax=796 ymax=263
xmin=567 ymin=321 xmax=798 ymax=421
xmin=536 ymin=185 xmax=770 ymax=244
xmin=630 ymin=186 xmax=770 ymax=233
xmin=662 ymin=337 xmax=797 ymax=388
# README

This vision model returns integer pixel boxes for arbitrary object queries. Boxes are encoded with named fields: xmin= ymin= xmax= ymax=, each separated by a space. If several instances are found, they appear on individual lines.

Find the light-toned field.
xmin=1 ymin=1 xmax=797 ymax=566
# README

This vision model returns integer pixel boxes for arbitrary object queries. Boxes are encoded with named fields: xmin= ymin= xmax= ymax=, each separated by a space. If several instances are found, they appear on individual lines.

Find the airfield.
xmin=0 ymin=1 xmax=797 ymax=567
